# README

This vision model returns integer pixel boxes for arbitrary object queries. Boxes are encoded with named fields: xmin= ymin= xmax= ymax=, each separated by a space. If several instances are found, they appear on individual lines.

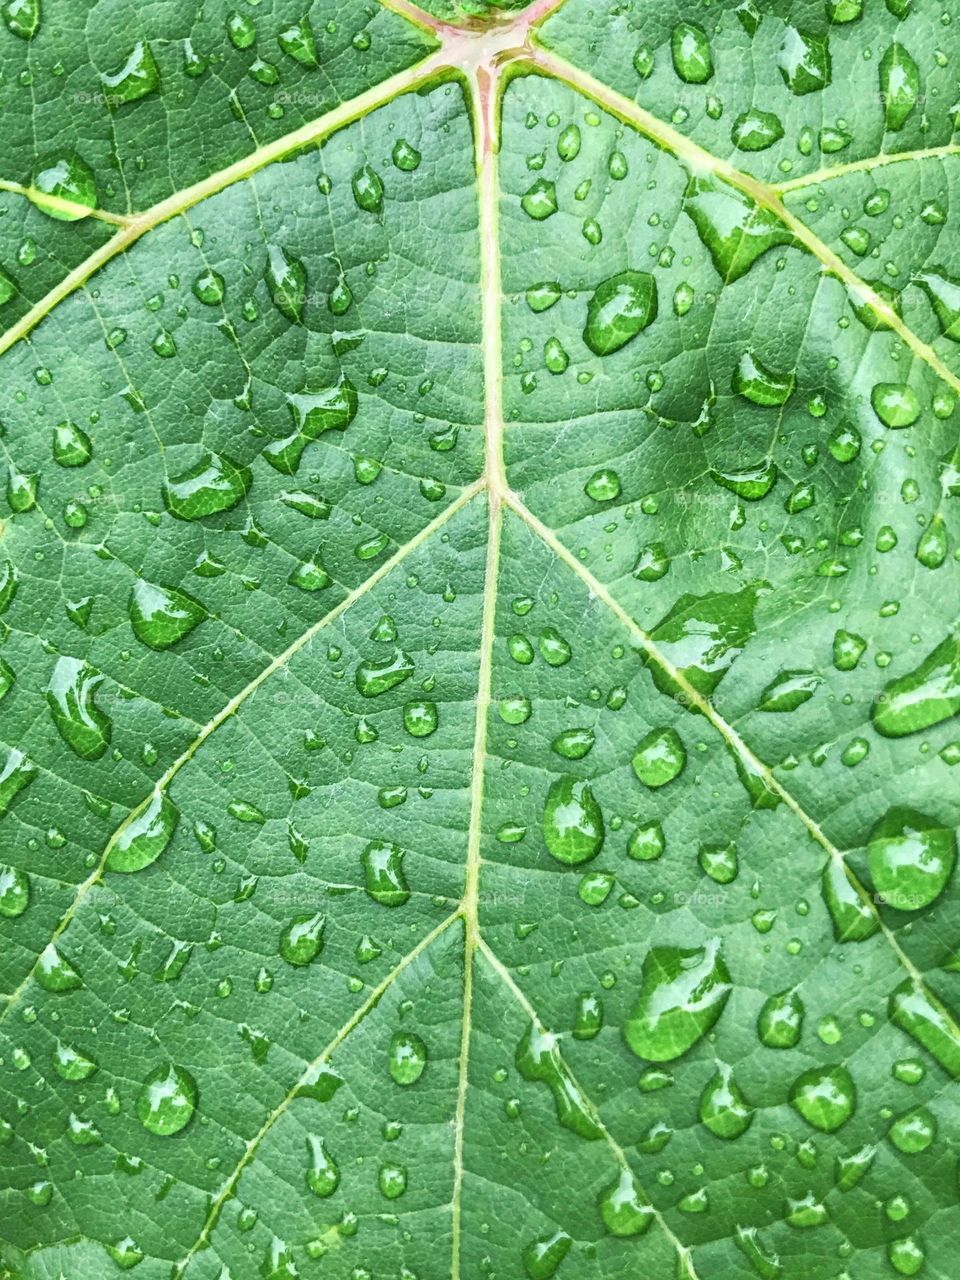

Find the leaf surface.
xmin=1 ymin=1 xmax=959 ymax=1278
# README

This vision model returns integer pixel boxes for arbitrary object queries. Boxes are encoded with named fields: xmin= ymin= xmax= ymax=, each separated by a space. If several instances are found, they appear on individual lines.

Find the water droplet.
xmin=267 ymin=245 xmax=307 ymax=322
xmin=624 ymin=939 xmax=731 ymax=1061
xmin=37 ymin=942 xmax=82 ymax=992
xmin=733 ymin=351 xmax=795 ymax=405
xmin=598 ymin=1168 xmax=653 ymax=1236
xmin=305 ymin=1135 xmax=339 ymax=1196
xmin=700 ymin=1063 xmax=753 ymax=1137
xmin=889 ymin=980 xmax=960 ymax=1078
xmin=872 ymin=632 xmax=960 ymax=736
xmin=684 ymin=175 xmax=797 ymax=282
xmin=46 ymin=656 xmax=111 ymax=759
xmin=758 ymin=989 xmax=804 ymax=1048
xmin=403 ymin=701 xmax=438 ymax=738
xmin=520 ymin=178 xmax=557 ymax=221
xmin=867 ymin=808 xmax=955 ymax=910
xmin=352 ymin=165 xmax=384 ymax=215
xmin=0 ymin=748 xmax=37 ymax=816
xmin=129 ymin=580 xmax=205 ymax=650
xmin=2 ymin=0 xmax=40 ymax=39
xmin=542 ymin=776 xmax=604 ymax=864
xmin=162 ymin=451 xmax=252 ymax=520
xmin=29 ymin=152 xmax=96 ymax=221
xmin=731 ymin=109 xmax=784 ymax=152
xmin=880 ymin=42 xmax=919 ymax=129
xmin=822 ymin=859 xmax=879 ymax=942
xmin=583 ymin=270 xmax=658 ymax=356
xmin=137 ymin=1063 xmax=197 ymax=1135
xmin=516 ymin=1022 xmax=602 ymax=1139
xmin=632 ymin=727 xmax=686 ymax=788
xmin=279 ymin=913 xmax=325 ymax=965
xmin=758 ymin=669 xmax=820 ymax=712
xmin=192 ymin=269 xmax=225 ymax=305
xmin=106 ymin=791 xmax=179 ymax=873
xmin=888 ymin=1106 xmax=936 ymax=1153
xmin=790 ymin=1064 xmax=856 ymax=1131
xmin=522 ymin=1230 xmax=572 ymax=1279
xmin=672 ymin=21 xmax=713 ymax=83
xmin=264 ymin=375 xmax=358 ymax=474
xmin=362 ymin=841 xmax=410 ymax=907
xmin=388 ymin=1031 xmax=427 ymax=1086
xmin=778 ymin=28 xmax=831 ymax=93
xmin=871 ymin=382 xmax=920 ymax=429
xmin=277 ymin=17 xmax=318 ymax=67
xmin=52 ymin=420 xmax=92 ymax=467
xmin=101 ymin=40 xmax=160 ymax=106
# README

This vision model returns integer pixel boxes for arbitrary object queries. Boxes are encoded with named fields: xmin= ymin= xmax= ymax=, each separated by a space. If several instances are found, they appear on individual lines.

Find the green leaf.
xmin=2 ymin=1 xmax=960 ymax=1278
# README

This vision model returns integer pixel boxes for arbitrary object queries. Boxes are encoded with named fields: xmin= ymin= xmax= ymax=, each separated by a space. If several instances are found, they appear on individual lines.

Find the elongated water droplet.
xmin=362 ymin=841 xmax=410 ymax=907
xmin=758 ymin=669 xmax=821 ymax=712
xmin=624 ymin=939 xmax=731 ymax=1061
xmin=735 ymin=1225 xmax=782 ymax=1280
xmin=0 ymin=561 xmax=18 ymax=616
xmin=106 ymin=791 xmax=179 ymax=873
xmin=731 ymin=109 xmax=784 ymax=152
xmin=516 ymin=1022 xmax=602 ymax=1139
xmin=672 ymin=21 xmax=713 ymax=83
xmin=356 ymin=647 xmax=414 ymax=697
xmin=0 ymin=863 xmax=29 ymax=917
xmin=46 ymin=656 xmax=111 ymax=760
xmin=54 ymin=1041 xmax=98 ymax=1080
xmin=542 ymin=776 xmax=604 ymax=864
xmin=712 ymin=459 xmax=778 ymax=500
xmin=880 ymin=42 xmax=919 ymax=129
xmin=129 ymin=580 xmax=205 ymax=650
xmin=0 ymin=748 xmax=36 ymax=816
xmin=733 ymin=352 xmax=795 ymax=405
xmin=583 ymin=270 xmax=657 ymax=356
xmin=162 ymin=452 xmax=251 ymax=520
xmin=267 ymin=245 xmax=307 ymax=322
xmin=867 ymin=807 xmax=955 ymax=910
xmin=836 ymin=1143 xmax=875 ymax=1191
xmin=889 ymin=979 xmax=960 ymax=1078
xmin=873 ymin=632 xmax=960 ymax=736
xmin=352 ymin=165 xmax=384 ymax=215
xmin=137 ymin=1063 xmax=197 ymax=1135
xmin=822 ymin=859 xmax=879 ymax=942
xmin=647 ymin=586 xmax=760 ymax=697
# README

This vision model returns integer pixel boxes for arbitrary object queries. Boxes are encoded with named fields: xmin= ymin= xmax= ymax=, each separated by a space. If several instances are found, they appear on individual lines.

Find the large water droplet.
xmin=790 ymin=1064 xmax=856 ymax=1131
xmin=388 ymin=1031 xmax=427 ymax=1086
xmin=758 ymin=988 xmax=804 ymax=1048
xmin=872 ymin=632 xmax=960 ymax=737
xmin=0 ymin=863 xmax=29 ymax=917
xmin=356 ymin=647 xmax=414 ymax=697
xmin=129 ymin=580 xmax=205 ymax=650
xmin=623 ymin=939 xmax=731 ymax=1061
xmin=598 ymin=1168 xmax=653 ymax=1236
xmin=29 ymin=152 xmax=96 ymax=221
xmin=867 ymin=808 xmax=955 ymax=910
xmin=0 ymin=748 xmax=36 ymax=816
xmin=880 ymin=42 xmax=919 ymax=129
xmin=37 ymin=942 xmax=82 ymax=992
xmin=100 ymin=40 xmax=160 ymax=107
xmin=684 ymin=175 xmax=797 ymax=282
xmin=516 ymin=1022 xmax=602 ymax=1139
xmin=672 ymin=21 xmax=713 ymax=83
xmin=822 ymin=859 xmax=879 ymax=942
xmin=522 ymin=1230 xmax=572 ymax=1279
xmin=46 ymin=656 xmax=111 ymax=760
xmin=700 ymin=1063 xmax=753 ymax=1138
xmin=542 ymin=776 xmax=604 ymax=864
xmin=631 ymin=727 xmax=686 ymax=788
xmin=266 ymin=245 xmax=307 ymax=322
xmin=305 ymin=1135 xmax=339 ymax=1197
xmin=279 ymin=913 xmax=325 ymax=966
xmin=778 ymin=28 xmax=831 ymax=93
xmin=106 ymin=791 xmax=180 ymax=873
xmin=583 ymin=270 xmax=657 ymax=356
xmin=362 ymin=841 xmax=410 ymax=907
xmin=264 ymin=375 xmax=358 ymax=474
xmin=137 ymin=1063 xmax=197 ymax=1136
xmin=162 ymin=452 xmax=252 ymax=520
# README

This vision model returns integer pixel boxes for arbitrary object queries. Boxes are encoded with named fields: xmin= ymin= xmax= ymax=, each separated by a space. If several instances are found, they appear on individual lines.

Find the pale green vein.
xmin=172 ymin=912 xmax=461 ymax=1279
xmin=0 ymin=178 xmax=132 ymax=226
xmin=777 ymin=144 xmax=960 ymax=194
xmin=0 ymin=482 xmax=483 ymax=1027
xmin=505 ymin=491 xmax=960 ymax=1060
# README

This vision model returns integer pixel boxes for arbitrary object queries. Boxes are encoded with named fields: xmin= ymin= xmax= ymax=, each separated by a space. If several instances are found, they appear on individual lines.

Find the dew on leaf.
xmin=789 ymin=1064 xmax=856 ymax=1131
xmin=516 ymin=1022 xmax=602 ymax=1139
xmin=598 ymin=1168 xmax=653 ymax=1236
xmin=631 ymin=727 xmax=686 ymax=788
xmin=100 ymin=41 xmax=160 ymax=106
xmin=583 ymin=270 xmax=658 ymax=356
xmin=46 ymin=656 xmax=111 ymax=760
xmin=672 ymin=21 xmax=713 ymax=83
xmin=388 ymin=1031 xmax=427 ymax=1086
xmin=29 ymin=152 xmax=96 ymax=221
xmin=137 ymin=1063 xmax=197 ymax=1136
xmin=279 ymin=913 xmax=325 ymax=965
xmin=362 ymin=841 xmax=410 ymax=907
xmin=867 ymin=807 xmax=955 ymax=910
xmin=162 ymin=452 xmax=251 ymax=520
xmin=623 ymin=940 xmax=731 ymax=1061
xmin=106 ymin=791 xmax=179 ymax=873
xmin=543 ymin=776 xmax=604 ymax=865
